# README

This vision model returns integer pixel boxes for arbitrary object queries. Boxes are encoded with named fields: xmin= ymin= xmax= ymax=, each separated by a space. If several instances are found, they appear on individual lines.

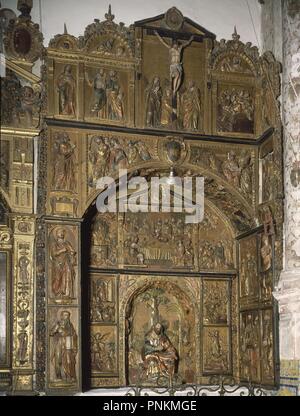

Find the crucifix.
xmin=155 ymin=30 xmax=194 ymax=123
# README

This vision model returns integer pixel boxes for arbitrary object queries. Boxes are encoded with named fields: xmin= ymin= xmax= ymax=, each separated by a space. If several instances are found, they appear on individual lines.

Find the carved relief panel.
xmin=1 ymin=68 xmax=41 ymax=129
xmin=215 ymin=83 xmax=256 ymax=136
xmin=198 ymin=209 xmax=235 ymax=271
xmin=202 ymin=279 xmax=231 ymax=375
xmin=84 ymin=66 xmax=128 ymax=125
xmin=46 ymin=222 xmax=81 ymax=392
xmin=123 ymin=212 xmax=196 ymax=270
xmin=120 ymin=276 xmax=200 ymax=386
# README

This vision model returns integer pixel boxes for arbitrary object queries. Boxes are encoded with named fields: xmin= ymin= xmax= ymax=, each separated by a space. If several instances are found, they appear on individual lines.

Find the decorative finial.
xmin=105 ymin=4 xmax=115 ymax=22
xmin=17 ymin=0 xmax=33 ymax=18
xmin=64 ymin=23 xmax=68 ymax=35
xmin=232 ymin=26 xmax=240 ymax=41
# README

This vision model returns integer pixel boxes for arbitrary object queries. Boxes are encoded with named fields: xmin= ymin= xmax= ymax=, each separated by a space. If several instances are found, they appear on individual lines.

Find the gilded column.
xmin=273 ymin=0 xmax=300 ymax=395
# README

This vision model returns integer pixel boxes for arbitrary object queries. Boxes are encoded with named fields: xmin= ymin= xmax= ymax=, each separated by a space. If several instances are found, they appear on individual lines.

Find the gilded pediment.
xmin=134 ymin=7 xmax=216 ymax=39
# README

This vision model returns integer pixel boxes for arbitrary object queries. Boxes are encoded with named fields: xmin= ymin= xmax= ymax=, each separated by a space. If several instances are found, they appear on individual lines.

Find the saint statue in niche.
xmin=52 ymin=132 xmax=76 ymax=192
xmin=50 ymin=228 xmax=76 ymax=300
xmin=50 ymin=310 xmax=78 ymax=383
xmin=142 ymin=322 xmax=179 ymax=380
xmin=57 ymin=65 xmax=76 ymax=116
xmin=154 ymin=31 xmax=194 ymax=97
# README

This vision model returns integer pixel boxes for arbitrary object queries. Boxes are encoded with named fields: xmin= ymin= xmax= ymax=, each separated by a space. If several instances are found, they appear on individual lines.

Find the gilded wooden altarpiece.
xmin=0 ymin=5 xmax=283 ymax=394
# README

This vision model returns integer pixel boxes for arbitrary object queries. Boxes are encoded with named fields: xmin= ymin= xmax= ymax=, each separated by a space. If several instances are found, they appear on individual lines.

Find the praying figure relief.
xmin=50 ymin=228 xmax=76 ymax=300
xmin=52 ymin=132 xmax=76 ymax=192
xmin=57 ymin=65 xmax=76 ymax=116
xmin=50 ymin=310 xmax=78 ymax=383
xmin=154 ymin=31 xmax=194 ymax=97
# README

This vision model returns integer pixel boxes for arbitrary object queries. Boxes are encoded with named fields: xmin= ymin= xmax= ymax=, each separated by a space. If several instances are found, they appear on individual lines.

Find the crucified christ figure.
xmin=155 ymin=30 xmax=194 ymax=97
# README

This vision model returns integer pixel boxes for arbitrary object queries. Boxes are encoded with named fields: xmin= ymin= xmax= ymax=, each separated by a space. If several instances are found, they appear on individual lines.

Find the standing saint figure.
xmin=50 ymin=310 xmax=78 ymax=383
xmin=52 ymin=132 xmax=76 ymax=191
xmin=106 ymin=70 xmax=124 ymax=121
xmin=57 ymin=65 xmax=76 ymax=116
xmin=145 ymin=76 xmax=162 ymax=127
xmin=181 ymin=80 xmax=201 ymax=130
xmin=50 ymin=228 xmax=76 ymax=300
xmin=222 ymin=151 xmax=241 ymax=187
xmin=154 ymin=31 xmax=194 ymax=97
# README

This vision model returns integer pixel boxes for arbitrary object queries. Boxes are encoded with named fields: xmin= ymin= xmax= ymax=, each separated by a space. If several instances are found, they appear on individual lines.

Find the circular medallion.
xmin=158 ymin=136 xmax=188 ymax=166
xmin=164 ymin=7 xmax=184 ymax=31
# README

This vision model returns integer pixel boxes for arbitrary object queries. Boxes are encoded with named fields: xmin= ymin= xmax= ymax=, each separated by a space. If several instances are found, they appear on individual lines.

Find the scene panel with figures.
xmin=215 ymin=83 xmax=256 ymax=137
xmin=190 ymin=144 xmax=256 ymax=206
xmin=203 ymin=327 xmax=231 ymax=375
xmin=87 ymin=133 xmax=154 ymax=190
xmin=202 ymin=279 xmax=230 ymax=326
xmin=123 ymin=212 xmax=196 ymax=270
xmin=84 ymin=66 xmax=128 ymax=125
xmin=1 ymin=68 xmax=41 ymax=129
xmin=202 ymin=279 xmax=232 ymax=375
xmin=90 ymin=213 xmax=118 ymax=269
xmin=126 ymin=282 xmax=197 ymax=386
xmin=90 ymin=325 xmax=118 ymax=377
xmin=90 ymin=274 xmax=117 ymax=324
xmin=198 ymin=209 xmax=235 ymax=271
